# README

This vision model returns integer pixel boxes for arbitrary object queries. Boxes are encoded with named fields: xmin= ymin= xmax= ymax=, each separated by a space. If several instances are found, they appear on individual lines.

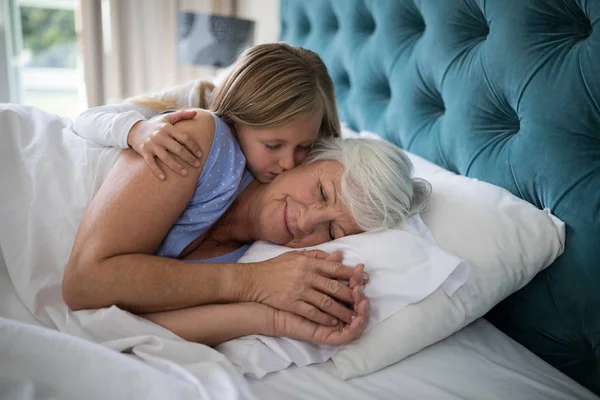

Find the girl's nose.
xmin=279 ymin=151 xmax=295 ymax=171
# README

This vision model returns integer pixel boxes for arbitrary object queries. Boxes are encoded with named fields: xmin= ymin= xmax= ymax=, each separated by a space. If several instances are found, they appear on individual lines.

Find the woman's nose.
xmin=297 ymin=208 xmax=327 ymax=234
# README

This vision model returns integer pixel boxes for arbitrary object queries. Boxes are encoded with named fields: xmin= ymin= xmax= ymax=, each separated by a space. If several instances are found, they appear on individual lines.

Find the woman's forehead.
xmin=303 ymin=159 xmax=343 ymax=176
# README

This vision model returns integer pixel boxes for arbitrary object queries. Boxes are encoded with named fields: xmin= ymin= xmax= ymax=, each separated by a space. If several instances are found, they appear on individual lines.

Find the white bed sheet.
xmin=1 ymin=255 xmax=596 ymax=400
xmin=249 ymin=318 xmax=597 ymax=400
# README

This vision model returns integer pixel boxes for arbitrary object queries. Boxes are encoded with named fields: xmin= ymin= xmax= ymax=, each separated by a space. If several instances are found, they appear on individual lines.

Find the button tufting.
xmin=482 ymin=23 xmax=490 ymax=38
xmin=338 ymin=70 xmax=350 ymax=88
xmin=572 ymin=3 xmax=593 ymax=39
xmin=453 ymin=3 xmax=489 ymax=42
xmin=298 ymin=13 xmax=310 ymax=36
xmin=327 ymin=14 xmax=339 ymax=33
xmin=582 ymin=18 xmax=592 ymax=38
xmin=363 ymin=13 xmax=376 ymax=34
xmin=379 ymin=80 xmax=391 ymax=100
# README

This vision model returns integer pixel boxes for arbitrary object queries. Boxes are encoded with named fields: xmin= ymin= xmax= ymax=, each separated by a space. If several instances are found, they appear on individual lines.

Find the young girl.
xmin=73 ymin=43 xmax=340 ymax=183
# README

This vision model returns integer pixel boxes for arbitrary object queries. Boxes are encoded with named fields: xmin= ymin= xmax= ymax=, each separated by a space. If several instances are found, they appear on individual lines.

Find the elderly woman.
xmin=63 ymin=109 xmax=430 ymax=347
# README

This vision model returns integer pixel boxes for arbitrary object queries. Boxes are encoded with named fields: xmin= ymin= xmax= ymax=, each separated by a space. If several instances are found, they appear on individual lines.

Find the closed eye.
xmin=319 ymin=183 xmax=327 ymax=202
xmin=319 ymin=183 xmax=335 ymax=240
xmin=265 ymin=144 xmax=282 ymax=151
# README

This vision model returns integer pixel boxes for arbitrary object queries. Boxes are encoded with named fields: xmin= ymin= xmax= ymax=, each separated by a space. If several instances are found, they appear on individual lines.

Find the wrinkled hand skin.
xmin=244 ymin=250 xmax=370 ymax=344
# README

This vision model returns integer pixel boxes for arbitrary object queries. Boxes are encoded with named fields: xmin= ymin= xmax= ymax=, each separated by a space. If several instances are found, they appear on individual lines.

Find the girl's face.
xmin=235 ymin=108 xmax=323 ymax=183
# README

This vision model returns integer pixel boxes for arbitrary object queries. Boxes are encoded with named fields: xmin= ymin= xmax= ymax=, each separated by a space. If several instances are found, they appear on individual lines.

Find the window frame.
xmin=0 ymin=0 xmax=21 ymax=103
xmin=1 ymin=0 xmax=84 ymax=116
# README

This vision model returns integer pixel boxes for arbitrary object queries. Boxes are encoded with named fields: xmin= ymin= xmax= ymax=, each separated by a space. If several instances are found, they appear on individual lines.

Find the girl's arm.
xmin=73 ymin=101 xmax=156 ymax=149
xmin=73 ymin=81 xmax=207 ymax=179
xmin=142 ymin=303 xmax=273 ymax=347
xmin=142 ymin=284 xmax=369 ymax=347
xmin=73 ymin=80 xmax=205 ymax=149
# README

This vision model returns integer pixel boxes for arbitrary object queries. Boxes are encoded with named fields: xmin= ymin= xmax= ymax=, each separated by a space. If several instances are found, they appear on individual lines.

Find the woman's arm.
xmin=64 ymin=111 xmax=366 ymax=324
xmin=63 ymin=111 xmax=243 ymax=312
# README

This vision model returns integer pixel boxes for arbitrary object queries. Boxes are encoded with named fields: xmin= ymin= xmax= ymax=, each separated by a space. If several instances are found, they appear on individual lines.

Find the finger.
xmin=165 ymin=109 xmax=197 ymax=124
xmin=294 ymin=302 xmax=340 ymax=327
xmin=143 ymin=154 xmax=166 ymax=180
xmin=163 ymin=127 xmax=201 ymax=168
xmin=317 ymin=260 xmax=355 ymax=281
xmin=325 ymin=314 xmax=365 ymax=345
xmin=353 ymin=286 xmax=370 ymax=320
xmin=306 ymin=291 xmax=355 ymax=325
xmin=155 ymin=148 xmax=187 ymax=176
xmin=345 ymin=313 xmax=366 ymax=340
xmin=324 ymin=251 xmax=343 ymax=262
xmin=340 ymin=290 xmax=368 ymax=338
xmin=300 ymin=249 xmax=332 ymax=260
xmin=172 ymin=127 xmax=203 ymax=159
xmin=313 ymin=275 xmax=354 ymax=304
xmin=348 ymin=264 xmax=365 ymax=289
xmin=352 ymin=285 xmax=361 ymax=308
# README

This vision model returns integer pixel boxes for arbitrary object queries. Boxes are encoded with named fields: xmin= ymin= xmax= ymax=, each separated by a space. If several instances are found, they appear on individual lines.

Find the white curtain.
xmin=78 ymin=0 xmax=235 ymax=106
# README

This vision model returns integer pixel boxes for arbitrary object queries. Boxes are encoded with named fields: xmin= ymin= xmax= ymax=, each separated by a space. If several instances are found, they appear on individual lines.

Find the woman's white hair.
xmin=305 ymin=137 xmax=431 ymax=232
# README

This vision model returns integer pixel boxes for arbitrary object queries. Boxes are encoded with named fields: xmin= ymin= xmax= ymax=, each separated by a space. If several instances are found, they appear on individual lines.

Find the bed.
xmin=0 ymin=250 xmax=596 ymax=399
xmin=1 ymin=0 xmax=599 ymax=399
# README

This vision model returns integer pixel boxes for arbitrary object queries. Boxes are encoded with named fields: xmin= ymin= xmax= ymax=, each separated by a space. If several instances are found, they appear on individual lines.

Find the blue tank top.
xmin=154 ymin=111 xmax=254 ymax=261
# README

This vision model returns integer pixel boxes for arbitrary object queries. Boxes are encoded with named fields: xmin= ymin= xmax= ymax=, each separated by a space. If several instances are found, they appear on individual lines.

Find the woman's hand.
xmin=267 ymin=285 xmax=369 ymax=345
xmin=127 ymin=110 xmax=204 ymax=180
xmin=243 ymin=250 xmax=369 ymax=327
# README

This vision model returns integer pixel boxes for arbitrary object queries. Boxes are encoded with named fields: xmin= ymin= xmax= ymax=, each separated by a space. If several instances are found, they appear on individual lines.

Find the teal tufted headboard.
xmin=280 ymin=0 xmax=600 ymax=393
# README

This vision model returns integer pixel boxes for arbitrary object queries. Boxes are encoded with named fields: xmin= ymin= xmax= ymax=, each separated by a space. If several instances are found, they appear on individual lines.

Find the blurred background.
xmin=0 ymin=0 xmax=279 ymax=118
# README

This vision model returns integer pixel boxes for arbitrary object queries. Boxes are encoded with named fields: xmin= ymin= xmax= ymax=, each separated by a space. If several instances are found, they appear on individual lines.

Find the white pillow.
xmin=218 ymin=216 xmax=469 ymax=378
xmin=220 ymin=148 xmax=565 ymax=380
xmin=330 ymin=150 xmax=565 ymax=379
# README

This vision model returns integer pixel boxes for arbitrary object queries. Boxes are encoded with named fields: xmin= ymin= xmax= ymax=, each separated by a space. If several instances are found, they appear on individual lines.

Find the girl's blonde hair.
xmin=130 ymin=43 xmax=340 ymax=138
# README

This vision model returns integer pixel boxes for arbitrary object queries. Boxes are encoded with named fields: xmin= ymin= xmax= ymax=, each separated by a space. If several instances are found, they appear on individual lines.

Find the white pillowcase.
xmin=328 ymin=147 xmax=565 ymax=379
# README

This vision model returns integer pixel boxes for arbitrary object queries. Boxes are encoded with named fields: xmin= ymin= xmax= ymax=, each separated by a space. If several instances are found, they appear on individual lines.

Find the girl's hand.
xmin=243 ymin=250 xmax=369 ymax=327
xmin=127 ymin=110 xmax=204 ymax=180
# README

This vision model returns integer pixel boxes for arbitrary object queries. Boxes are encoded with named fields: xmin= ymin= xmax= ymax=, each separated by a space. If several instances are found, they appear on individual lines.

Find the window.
xmin=1 ymin=0 xmax=86 ymax=118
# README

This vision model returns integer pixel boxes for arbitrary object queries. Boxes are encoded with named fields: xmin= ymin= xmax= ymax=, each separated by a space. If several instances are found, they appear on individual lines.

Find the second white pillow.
xmin=330 ymin=151 xmax=565 ymax=379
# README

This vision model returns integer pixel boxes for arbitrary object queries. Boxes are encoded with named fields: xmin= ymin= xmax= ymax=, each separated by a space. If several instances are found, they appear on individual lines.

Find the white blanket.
xmin=0 ymin=104 xmax=256 ymax=400
xmin=0 ymin=317 xmax=231 ymax=400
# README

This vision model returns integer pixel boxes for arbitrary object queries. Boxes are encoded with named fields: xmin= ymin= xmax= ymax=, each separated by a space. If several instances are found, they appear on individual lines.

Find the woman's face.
xmin=254 ymin=160 xmax=362 ymax=248
xmin=235 ymin=108 xmax=322 ymax=184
